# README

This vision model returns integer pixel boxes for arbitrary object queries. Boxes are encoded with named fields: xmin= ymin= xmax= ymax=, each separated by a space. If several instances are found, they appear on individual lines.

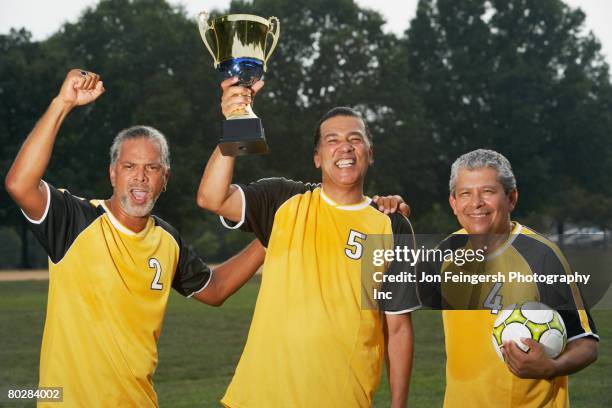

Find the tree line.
xmin=1 ymin=0 xmax=611 ymax=268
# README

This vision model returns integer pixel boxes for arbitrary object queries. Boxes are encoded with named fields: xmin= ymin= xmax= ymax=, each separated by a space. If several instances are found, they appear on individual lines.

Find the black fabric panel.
xmin=513 ymin=233 xmax=598 ymax=339
xmin=236 ymin=177 xmax=313 ymax=247
xmin=25 ymin=183 xmax=100 ymax=264
xmin=379 ymin=213 xmax=420 ymax=312
xmin=153 ymin=216 xmax=211 ymax=297
xmin=415 ymin=234 xmax=470 ymax=310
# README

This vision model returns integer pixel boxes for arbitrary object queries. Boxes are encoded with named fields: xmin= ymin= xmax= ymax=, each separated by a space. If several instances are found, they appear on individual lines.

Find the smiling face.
xmin=449 ymin=167 xmax=517 ymax=235
xmin=109 ymin=137 xmax=169 ymax=218
xmin=313 ymin=115 xmax=373 ymax=195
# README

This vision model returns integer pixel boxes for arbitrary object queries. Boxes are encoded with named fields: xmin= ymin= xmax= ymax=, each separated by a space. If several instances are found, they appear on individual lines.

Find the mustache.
xmin=128 ymin=184 xmax=151 ymax=192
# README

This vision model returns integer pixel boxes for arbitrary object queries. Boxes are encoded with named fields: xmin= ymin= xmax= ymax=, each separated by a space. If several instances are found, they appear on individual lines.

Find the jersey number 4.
xmin=345 ymin=230 xmax=367 ymax=260
xmin=149 ymin=258 xmax=163 ymax=290
xmin=484 ymin=282 xmax=503 ymax=314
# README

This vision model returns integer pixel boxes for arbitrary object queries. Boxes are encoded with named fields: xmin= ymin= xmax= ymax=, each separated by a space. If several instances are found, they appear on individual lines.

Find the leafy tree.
xmin=406 ymin=0 xmax=612 ymax=229
xmin=3 ymin=0 xmax=429 ymax=263
xmin=0 ymin=29 xmax=62 ymax=267
xmin=5 ymin=0 xmax=610 ymax=267
xmin=224 ymin=0 xmax=434 ymax=215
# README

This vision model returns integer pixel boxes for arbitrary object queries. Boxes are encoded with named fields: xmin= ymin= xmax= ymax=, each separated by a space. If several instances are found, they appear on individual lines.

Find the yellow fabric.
xmin=38 ymin=204 xmax=180 ymax=408
xmin=222 ymin=188 xmax=394 ymax=408
xmin=442 ymin=223 xmax=571 ymax=408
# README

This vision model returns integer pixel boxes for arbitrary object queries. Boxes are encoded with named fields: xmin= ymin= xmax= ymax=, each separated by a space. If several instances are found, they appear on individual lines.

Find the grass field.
xmin=0 ymin=278 xmax=609 ymax=407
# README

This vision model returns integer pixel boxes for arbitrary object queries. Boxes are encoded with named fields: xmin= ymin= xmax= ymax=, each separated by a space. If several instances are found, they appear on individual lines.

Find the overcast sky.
xmin=1 ymin=0 xmax=610 ymax=66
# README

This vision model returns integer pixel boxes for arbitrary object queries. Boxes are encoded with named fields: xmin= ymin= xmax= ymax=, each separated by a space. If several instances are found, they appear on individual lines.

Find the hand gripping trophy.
xmin=198 ymin=11 xmax=280 ymax=156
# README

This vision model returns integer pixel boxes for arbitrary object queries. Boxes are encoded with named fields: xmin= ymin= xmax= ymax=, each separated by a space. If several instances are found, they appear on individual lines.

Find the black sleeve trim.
xmin=24 ymin=182 xmax=100 ymax=264
xmin=153 ymin=216 xmax=212 ymax=297
xmin=380 ymin=213 xmax=421 ymax=313
xmin=230 ymin=177 xmax=311 ymax=246
xmin=513 ymin=234 xmax=598 ymax=338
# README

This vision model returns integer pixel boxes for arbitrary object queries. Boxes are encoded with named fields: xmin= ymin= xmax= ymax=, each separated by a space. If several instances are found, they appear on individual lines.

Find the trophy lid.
xmin=214 ymin=14 xmax=270 ymax=27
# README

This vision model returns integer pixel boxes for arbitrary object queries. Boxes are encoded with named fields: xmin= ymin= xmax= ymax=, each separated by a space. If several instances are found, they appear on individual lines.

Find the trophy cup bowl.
xmin=198 ymin=12 xmax=280 ymax=156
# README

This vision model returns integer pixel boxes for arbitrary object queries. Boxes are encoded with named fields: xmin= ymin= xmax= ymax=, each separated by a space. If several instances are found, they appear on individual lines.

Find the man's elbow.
xmin=568 ymin=337 xmax=599 ymax=373
xmin=4 ymin=172 xmax=25 ymax=201
xmin=587 ymin=339 xmax=599 ymax=365
xmin=5 ymin=173 xmax=18 ymax=196
xmin=194 ymin=291 xmax=226 ymax=307
xmin=196 ymin=191 xmax=221 ymax=213
xmin=195 ymin=192 xmax=211 ymax=210
xmin=206 ymin=297 xmax=225 ymax=307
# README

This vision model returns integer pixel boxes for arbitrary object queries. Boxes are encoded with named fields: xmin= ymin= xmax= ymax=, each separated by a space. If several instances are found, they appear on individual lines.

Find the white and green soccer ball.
xmin=492 ymin=301 xmax=567 ymax=361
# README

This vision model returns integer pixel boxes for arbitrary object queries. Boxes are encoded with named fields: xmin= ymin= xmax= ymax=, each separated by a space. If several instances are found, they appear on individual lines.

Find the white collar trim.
xmin=320 ymin=188 xmax=372 ymax=211
xmin=98 ymin=200 xmax=151 ymax=237
xmin=486 ymin=222 xmax=522 ymax=260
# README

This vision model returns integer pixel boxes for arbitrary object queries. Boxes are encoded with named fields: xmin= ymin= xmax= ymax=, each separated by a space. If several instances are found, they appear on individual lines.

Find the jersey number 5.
xmin=345 ymin=230 xmax=367 ymax=260
xmin=149 ymin=258 xmax=163 ymax=290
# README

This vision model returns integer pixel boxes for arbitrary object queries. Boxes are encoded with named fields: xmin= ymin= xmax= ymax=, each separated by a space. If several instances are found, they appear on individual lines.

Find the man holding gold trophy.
xmin=197 ymin=11 xmax=279 ymax=156
xmin=197 ymin=11 xmax=419 ymax=408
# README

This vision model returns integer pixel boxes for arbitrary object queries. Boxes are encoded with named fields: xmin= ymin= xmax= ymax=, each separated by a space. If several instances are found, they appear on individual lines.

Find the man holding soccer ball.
xmin=424 ymin=149 xmax=599 ymax=407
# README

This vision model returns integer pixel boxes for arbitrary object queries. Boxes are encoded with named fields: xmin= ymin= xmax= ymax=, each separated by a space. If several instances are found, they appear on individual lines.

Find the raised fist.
xmin=57 ymin=69 xmax=105 ymax=107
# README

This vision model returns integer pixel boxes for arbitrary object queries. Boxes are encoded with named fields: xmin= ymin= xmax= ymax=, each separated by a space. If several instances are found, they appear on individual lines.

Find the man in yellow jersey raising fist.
xmin=5 ymin=69 xmax=266 ymax=407
xmin=197 ymin=77 xmax=420 ymax=408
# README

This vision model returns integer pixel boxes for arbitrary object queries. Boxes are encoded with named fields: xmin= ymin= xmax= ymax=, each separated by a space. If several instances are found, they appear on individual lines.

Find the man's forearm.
xmin=5 ymin=98 xmax=72 ymax=198
xmin=194 ymin=239 xmax=265 ymax=305
xmin=550 ymin=337 xmax=598 ymax=377
xmin=7 ymin=69 xmax=103 ymax=219
xmin=196 ymin=146 xmax=236 ymax=213
xmin=386 ymin=314 xmax=414 ymax=408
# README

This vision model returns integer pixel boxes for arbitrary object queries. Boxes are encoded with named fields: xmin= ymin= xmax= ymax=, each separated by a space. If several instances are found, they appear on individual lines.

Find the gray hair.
xmin=449 ymin=149 xmax=516 ymax=196
xmin=109 ymin=125 xmax=170 ymax=169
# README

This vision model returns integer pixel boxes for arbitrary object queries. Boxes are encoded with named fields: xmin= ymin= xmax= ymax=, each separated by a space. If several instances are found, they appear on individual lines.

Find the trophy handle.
xmin=264 ymin=16 xmax=280 ymax=70
xmin=197 ymin=11 xmax=219 ymax=67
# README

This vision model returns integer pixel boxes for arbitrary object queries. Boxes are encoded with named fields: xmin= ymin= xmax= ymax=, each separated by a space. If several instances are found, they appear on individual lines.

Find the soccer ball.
xmin=492 ymin=301 xmax=567 ymax=361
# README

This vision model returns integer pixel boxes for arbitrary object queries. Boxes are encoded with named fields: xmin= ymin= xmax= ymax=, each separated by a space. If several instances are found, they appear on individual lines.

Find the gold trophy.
xmin=198 ymin=11 xmax=280 ymax=156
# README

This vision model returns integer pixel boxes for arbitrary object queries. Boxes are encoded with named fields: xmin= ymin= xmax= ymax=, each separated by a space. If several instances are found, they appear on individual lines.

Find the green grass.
xmin=0 ymin=279 xmax=609 ymax=407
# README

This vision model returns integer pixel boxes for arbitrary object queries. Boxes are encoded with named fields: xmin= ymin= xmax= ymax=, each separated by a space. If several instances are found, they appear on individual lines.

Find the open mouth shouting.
xmin=129 ymin=187 xmax=150 ymax=205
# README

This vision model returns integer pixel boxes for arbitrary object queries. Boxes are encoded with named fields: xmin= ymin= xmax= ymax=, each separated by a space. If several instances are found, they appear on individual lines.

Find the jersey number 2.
xmin=149 ymin=258 xmax=163 ymax=290
xmin=345 ymin=230 xmax=367 ymax=260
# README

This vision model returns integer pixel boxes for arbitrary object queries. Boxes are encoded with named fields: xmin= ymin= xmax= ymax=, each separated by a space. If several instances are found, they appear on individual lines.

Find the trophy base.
xmin=220 ymin=117 xmax=269 ymax=156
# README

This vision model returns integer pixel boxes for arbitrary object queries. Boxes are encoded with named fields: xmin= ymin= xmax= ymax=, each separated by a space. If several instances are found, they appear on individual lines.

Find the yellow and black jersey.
xmin=23 ymin=182 xmax=211 ymax=407
xmin=220 ymin=177 xmax=419 ymax=408
xmin=420 ymin=222 xmax=598 ymax=408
